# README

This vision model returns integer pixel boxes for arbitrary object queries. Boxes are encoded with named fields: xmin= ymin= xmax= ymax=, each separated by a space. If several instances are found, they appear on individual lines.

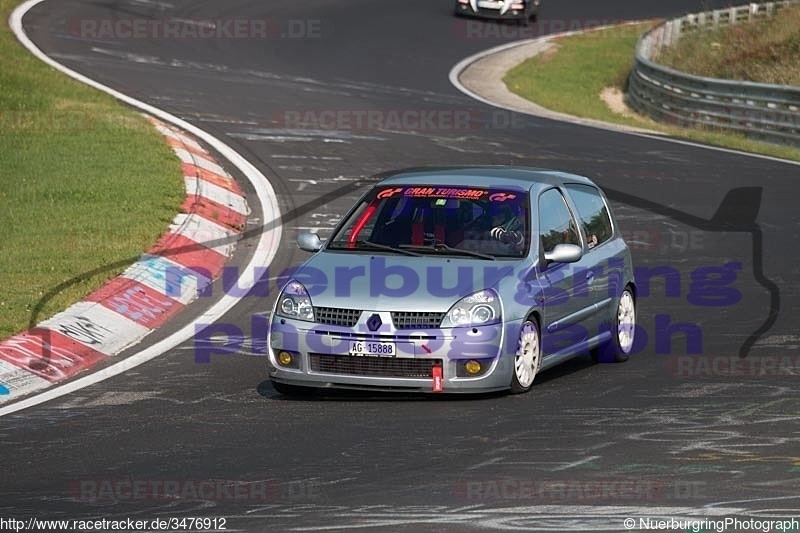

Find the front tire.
xmin=510 ymin=318 xmax=542 ymax=394
xmin=271 ymin=380 xmax=316 ymax=397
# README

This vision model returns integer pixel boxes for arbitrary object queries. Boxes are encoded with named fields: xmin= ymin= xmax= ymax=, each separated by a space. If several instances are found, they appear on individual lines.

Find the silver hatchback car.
xmin=268 ymin=167 xmax=636 ymax=395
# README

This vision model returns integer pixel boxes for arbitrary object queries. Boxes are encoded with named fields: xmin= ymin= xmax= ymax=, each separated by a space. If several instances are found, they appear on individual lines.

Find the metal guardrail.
xmin=628 ymin=1 xmax=800 ymax=147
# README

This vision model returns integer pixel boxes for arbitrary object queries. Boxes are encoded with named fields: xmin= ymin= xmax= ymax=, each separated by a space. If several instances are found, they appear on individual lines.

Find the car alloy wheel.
xmin=617 ymin=288 xmax=636 ymax=355
xmin=591 ymin=286 xmax=636 ymax=364
xmin=511 ymin=318 xmax=541 ymax=393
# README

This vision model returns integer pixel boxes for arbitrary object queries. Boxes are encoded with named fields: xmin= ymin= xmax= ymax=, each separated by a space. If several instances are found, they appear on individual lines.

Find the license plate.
xmin=477 ymin=0 xmax=503 ymax=9
xmin=349 ymin=341 xmax=396 ymax=357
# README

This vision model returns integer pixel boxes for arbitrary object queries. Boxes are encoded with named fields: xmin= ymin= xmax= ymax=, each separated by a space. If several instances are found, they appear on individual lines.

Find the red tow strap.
xmin=432 ymin=365 xmax=443 ymax=393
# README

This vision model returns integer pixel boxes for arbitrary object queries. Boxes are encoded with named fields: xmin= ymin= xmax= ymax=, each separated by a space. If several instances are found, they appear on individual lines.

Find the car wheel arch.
xmin=622 ymin=281 xmax=637 ymax=302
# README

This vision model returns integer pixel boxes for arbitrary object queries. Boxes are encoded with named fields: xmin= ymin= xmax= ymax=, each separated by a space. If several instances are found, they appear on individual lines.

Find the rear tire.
xmin=591 ymin=286 xmax=636 ymax=363
xmin=510 ymin=318 xmax=541 ymax=394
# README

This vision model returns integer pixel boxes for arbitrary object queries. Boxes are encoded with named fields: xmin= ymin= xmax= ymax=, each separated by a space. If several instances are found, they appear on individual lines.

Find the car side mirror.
xmin=297 ymin=232 xmax=323 ymax=252
xmin=543 ymin=243 xmax=582 ymax=264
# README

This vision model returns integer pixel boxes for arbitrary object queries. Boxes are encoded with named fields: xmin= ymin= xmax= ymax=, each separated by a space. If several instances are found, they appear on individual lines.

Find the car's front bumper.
xmin=268 ymin=314 xmax=523 ymax=393
xmin=455 ymin=0 xmax=538 ymax=20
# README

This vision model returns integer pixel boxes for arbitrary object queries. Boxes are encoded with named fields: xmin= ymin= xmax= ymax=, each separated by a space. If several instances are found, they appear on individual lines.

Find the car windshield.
xmin=327 ymin=185 xmax=529 ymax=258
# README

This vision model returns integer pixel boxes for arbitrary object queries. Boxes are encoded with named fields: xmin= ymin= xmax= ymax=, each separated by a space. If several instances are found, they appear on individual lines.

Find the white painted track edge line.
xmin=448 ymin=27 xmax=800 ymax=168
xmin=1 ymin=0 xmax=282 ymax=416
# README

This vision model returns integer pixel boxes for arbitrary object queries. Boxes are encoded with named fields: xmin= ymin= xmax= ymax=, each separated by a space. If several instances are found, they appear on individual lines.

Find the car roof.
xmin=374 ymin=166 xmax=597 ymax=192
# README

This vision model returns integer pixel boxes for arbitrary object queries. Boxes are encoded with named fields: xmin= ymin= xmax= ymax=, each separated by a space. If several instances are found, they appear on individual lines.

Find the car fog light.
xmin=465 ymin=360 xmax=482 ymax=375
xmin=278 ymin=351 xmax=294 ymax=366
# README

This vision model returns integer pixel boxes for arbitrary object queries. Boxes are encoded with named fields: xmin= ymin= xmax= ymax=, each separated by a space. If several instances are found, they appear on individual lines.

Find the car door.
xmin=563 ymin=183 xmax=627 ymax=341
xmin=537 ymin=187 xmax=595 ymax=356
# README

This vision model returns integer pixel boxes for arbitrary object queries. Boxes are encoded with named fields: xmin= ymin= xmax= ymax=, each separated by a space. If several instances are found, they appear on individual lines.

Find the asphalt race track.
xmin=3 ymin=0 xmax=800 ymax=531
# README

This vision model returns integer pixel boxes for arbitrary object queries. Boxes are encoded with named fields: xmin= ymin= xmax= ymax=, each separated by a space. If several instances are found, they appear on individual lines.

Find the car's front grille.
xmin=309 ymin=354 xmax=442 ymax=378
xmin=314 ymin=307 xmax=362 ymax=327
xmin=311 ymin=329 xmax=439 ymax=341
xmin=391 ymin=311 xmax=445 ymax=329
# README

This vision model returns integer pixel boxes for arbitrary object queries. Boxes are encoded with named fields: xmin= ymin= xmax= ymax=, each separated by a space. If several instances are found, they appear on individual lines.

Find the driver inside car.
xmin=462 ymin=203 xmax=525 ymax=251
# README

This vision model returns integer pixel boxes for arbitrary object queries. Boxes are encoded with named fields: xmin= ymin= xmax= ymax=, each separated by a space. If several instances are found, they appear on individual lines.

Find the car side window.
xmin=564 ymin=184 xmax=613 ymax=249
xmin=539 ymin=188 xmax=581 ymax=253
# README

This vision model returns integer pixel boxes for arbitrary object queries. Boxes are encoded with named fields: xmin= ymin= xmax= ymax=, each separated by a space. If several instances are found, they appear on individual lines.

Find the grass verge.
xmin=503 ymin=22 xmax=800 ymax=162
xmin=0 ymin=0 xmax=184 ymax=339
xmin=657 ymin=5 xmax=800 ymax=86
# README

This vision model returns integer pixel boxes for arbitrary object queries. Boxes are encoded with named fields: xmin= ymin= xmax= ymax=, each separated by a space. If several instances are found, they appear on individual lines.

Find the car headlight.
xmin=275 ymin=280 xmax=315 ymax=322
xmin=441 ymin=289 xmax=501 ymax=328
